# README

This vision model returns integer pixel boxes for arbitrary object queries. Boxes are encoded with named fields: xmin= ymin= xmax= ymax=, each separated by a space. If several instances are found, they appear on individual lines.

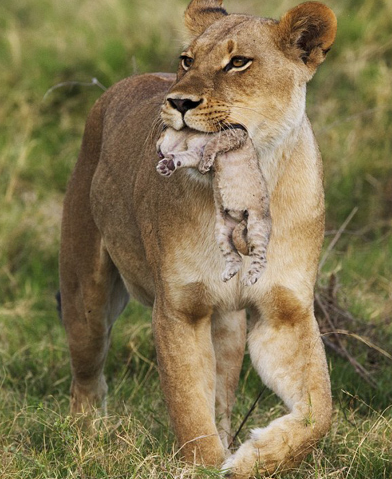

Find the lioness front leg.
xmin=153 ymin=295 xmax=226 ymax=466
xmin=223 ymin=287 xmax=332 ymax=478
xmin=212 ymin=309 xmax=247 ymax=450
xmin=156 ymin=149 xmax=202 ymax=177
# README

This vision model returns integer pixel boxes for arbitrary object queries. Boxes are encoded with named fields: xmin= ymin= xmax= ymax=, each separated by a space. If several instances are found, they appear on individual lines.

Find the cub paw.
xmin=198 ymin=161 xmax=212 ymax=174
xmin=241 ymin=264 xmax=265 ymax=286
xmin=222 ymin=262 xmax=241 ymax=282
xmin=198 ymin=153 xmax=214 ymax=174
xmin=156 ymin=155 xmax=180 ymax=177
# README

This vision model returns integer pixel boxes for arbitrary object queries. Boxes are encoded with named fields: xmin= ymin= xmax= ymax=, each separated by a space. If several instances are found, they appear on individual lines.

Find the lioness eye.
xmin=180 ymin=56 xmax=194 ymax=70
xmin=224 ymin=56 xmax=252 ymax=72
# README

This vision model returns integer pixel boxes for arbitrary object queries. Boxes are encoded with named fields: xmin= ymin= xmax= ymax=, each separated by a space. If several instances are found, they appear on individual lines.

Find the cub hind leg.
xmin=214 ymin=204 xmax=243 ymax=282
xmin=241 ymin=209 xmax=271 ymax=286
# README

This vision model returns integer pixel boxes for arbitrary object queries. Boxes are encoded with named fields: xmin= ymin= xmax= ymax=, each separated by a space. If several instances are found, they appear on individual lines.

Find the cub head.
xmin=161 ymin=0 xmax=336 ymax=149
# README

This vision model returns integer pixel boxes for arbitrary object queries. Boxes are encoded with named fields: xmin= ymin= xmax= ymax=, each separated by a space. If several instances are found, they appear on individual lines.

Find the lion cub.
xmin=156 ymin=127 xmax=271 ymax=285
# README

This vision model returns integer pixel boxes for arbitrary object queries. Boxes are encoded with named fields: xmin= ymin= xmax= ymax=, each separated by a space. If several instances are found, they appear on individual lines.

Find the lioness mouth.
xmin=163 ymin=123 xmax=247 ymax=134
xmin=189 ymin=123 xmax=247 ymax=134
xmin=223 ymin=123 xmax=247 ymax=132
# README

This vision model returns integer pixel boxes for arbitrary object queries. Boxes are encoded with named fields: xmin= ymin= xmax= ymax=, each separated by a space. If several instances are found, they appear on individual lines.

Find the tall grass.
xmin=0 ymin=0 xmax=391 ymax=477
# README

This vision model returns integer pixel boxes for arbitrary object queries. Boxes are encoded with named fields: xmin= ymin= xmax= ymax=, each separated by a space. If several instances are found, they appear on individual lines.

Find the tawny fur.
xmin=59 ymin=1 xmax=337 ymax=477
xmin=156 ymin=127 xmax=271 ymax=285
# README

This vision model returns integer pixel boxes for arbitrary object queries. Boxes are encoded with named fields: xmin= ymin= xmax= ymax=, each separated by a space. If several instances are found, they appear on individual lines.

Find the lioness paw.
xmin=221 ymin=439 xmax=279 ymax=479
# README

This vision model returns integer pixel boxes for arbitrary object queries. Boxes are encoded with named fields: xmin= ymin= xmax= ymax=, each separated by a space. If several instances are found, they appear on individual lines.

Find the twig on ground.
xmin=319 ymin=207 xmax=358 ymax=272
xmin=316 ymin=292 xmax=378 ymax=388
xmin=229 ymin=386 xmax=267 ymax=450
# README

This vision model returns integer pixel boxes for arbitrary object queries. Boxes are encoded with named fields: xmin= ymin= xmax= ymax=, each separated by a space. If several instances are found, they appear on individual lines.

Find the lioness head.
xmin=161 ymin=0 xmax=336 ymax=149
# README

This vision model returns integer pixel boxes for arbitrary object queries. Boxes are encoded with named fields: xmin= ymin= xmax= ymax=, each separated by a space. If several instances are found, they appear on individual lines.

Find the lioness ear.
xmin=185 ymin=0 xmax=228 ymax=37
xmin=277 ymin=2 xmax=337 ymax=73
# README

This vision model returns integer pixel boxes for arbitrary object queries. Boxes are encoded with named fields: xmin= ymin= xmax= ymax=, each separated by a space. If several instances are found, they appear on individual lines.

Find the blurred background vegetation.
xmin=0 ymin=0 xmax=391 ymax=477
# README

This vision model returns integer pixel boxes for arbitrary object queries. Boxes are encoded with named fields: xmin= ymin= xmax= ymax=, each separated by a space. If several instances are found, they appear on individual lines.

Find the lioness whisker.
xmin=143 ymin=114 xmax=165 ymax=155
xmin=229 ymin=112 xmax=266 ymax=140
xmin=231 ymin=104 xmax=277 ymax=123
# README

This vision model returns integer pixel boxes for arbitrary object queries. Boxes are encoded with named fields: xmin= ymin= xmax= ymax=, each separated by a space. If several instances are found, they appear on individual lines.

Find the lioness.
xmin=59 ymin=1 xmax=337 ymax=477
xmin=156 ymin=126 xmax=271 ymax=285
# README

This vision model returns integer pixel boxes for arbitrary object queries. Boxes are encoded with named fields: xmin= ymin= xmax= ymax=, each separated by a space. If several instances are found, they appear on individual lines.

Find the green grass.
xmin=0 ymin=0 xmax=391 ymax=477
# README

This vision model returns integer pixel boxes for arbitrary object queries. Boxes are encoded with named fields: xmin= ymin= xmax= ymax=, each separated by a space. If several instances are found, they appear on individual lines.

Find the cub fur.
xmin=156 ymin=127 xmax=271 ymax=285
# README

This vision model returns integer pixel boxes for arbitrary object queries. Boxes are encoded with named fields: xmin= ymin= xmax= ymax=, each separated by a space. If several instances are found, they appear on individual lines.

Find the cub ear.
xmin=185 ymin=0 xmax=228 ymax=37
xmin=277 ymin=2 xmax=337 ymax=73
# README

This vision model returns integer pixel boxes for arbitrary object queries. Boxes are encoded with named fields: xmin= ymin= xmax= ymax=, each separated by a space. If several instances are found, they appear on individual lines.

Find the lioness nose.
xmin=167 ymin=97 xmax=202 ymax=114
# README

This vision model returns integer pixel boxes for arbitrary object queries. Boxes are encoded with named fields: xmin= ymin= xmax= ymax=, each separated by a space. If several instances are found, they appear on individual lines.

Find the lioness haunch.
xmin=156 ymin=127 xmax=271 ymax=285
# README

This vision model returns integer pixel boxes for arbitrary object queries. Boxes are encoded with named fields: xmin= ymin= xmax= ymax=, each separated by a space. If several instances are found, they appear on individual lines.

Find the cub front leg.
xmin=198 ymin=148 xmax=216 ymax=174
xmin=156 ymin=149 xmax=202 ymax=177
xmin=199 ymin=129 xmax=248 ymax=173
